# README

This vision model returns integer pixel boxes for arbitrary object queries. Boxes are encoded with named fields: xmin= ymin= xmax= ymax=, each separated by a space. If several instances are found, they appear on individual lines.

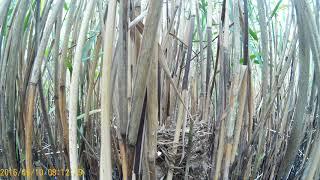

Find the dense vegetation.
xmin=0 ymin=0 xmax=319 ymax=179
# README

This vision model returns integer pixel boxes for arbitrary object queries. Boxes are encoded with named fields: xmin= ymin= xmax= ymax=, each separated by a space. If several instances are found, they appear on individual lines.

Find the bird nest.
xmin=156 ymin=120 xmax=212 ymax=179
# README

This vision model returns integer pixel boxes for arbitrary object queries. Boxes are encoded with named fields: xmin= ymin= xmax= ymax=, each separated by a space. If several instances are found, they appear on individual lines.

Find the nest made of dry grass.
xmin=156 ymin=120 xmax=212 ymax=179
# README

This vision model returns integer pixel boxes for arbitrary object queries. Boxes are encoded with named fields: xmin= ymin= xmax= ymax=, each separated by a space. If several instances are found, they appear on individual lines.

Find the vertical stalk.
xmin=146 ymin=34 xmax=159 ymax=180
xmin=100 ymin=0 xmax=117 ymax=179
xmin=58 ymin=0 xmax=77 ymax=159
xmin=118 ymin=0 xmax=129 ymax=136
xmin=68 ymin=0 xmax=95 ymax=178
xmin=195 ymin=2 xmax=205 ymax=117
xmin=279 ymin=0 xmax=311 ymax=177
